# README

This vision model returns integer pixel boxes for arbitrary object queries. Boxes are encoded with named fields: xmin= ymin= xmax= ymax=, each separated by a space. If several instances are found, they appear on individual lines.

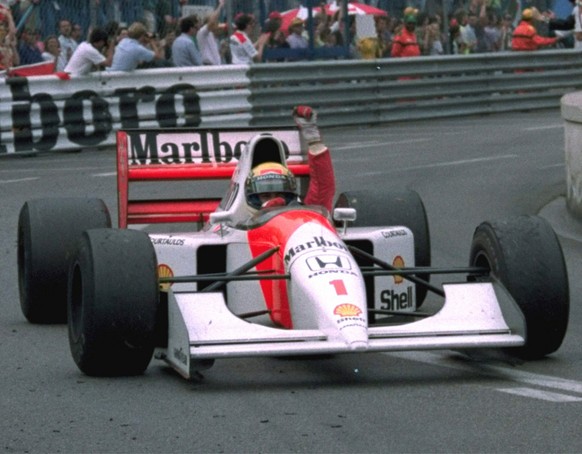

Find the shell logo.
xmin=158 ymin=264 xmax=174 ymax=291
xmin=334 ymin=303 xmax=362 ymax=317
xmin=393 ymin=256 xmax=405 ymax=284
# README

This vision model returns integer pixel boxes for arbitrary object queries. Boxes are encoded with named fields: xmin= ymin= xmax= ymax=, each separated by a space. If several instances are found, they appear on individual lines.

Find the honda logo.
xmin=306 ymin=255 xmax=351 ymax=271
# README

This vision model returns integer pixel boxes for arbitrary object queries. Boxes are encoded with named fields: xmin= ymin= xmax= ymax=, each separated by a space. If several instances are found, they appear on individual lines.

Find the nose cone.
xmin=340 ymin=323 xmax=369 ymax=351
xmin=349 ymin=340 xmax=369 ymax=351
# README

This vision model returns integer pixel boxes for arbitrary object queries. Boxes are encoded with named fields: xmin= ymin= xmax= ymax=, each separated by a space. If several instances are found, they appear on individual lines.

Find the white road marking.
xmin=387 ymin=351 xmax=582 ymax=402
xmin=0 ymin=177 xmax=39 ymax=184
xmin=351 ymin=154 xmax=518 ymax=176
xmin=496 ymin=387 xmax=582 ymax=402
xmin=332 ymin=138 xmax=431 ymax=150
xmin=524 ymin=124 xmax=563 ymax=131
xmin=93 ymin=172 xmax=116 ymax=177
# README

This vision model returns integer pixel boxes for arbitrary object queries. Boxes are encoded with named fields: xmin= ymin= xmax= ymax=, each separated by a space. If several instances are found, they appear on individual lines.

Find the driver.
xmin=245 ymin=106 xmax=336 ymax=212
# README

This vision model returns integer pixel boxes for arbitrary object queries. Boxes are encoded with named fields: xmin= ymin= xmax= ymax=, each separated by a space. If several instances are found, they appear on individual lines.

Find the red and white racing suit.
xmin=303 ymin=147 xmax=336 ymax=212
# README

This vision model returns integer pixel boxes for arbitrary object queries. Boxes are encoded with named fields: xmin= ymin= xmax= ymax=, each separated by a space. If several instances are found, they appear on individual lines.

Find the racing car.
xmin=17 ymin=124 xmax=569 ymax=379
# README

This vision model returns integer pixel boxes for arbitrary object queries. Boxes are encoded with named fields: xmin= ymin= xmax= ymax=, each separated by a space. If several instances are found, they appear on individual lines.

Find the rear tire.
xmin=335 ymin=189 xmax=431 ymax=307
xmin=469 ymin=216 xmax=569 ymax=359
xmin=68 ymin=228 xmax=159 ymax=376
xmin=18 ymin=198 xmax=111 ymax=323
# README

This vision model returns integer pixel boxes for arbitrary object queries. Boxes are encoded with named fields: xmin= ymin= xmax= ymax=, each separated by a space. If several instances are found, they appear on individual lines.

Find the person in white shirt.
xmin=65 ymin=28 xmax=114 ymax=76
xmin=58 ymin=19 xmax=78 ymax=66
xmin=42 ymin=35 xmax=67 ymax=71
xmin=197 ymin=0 xmax=225 ymax=65
xmin=229 ymin=13 xmax=269 ymax=64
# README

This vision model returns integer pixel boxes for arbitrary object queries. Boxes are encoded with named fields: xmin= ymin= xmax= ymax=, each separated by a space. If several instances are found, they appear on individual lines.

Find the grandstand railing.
xmin=1 ymin=49 xmax=582 ymax=155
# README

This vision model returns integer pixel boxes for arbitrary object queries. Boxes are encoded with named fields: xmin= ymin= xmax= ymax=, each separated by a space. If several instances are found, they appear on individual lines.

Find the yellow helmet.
xmin=522 ymin=8 xmax=534 ymax=20
xmin=245 ymin=162 xmax=297 ymax=209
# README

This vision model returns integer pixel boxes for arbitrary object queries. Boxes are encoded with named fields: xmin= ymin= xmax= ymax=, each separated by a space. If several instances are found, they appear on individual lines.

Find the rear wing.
xmin=116 ymin=128 xmax=309 ymax=228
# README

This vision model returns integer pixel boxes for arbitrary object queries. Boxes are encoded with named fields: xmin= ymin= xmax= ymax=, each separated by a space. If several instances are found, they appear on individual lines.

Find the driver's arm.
xmin=293 ymin=106 xmax=336 ymax=212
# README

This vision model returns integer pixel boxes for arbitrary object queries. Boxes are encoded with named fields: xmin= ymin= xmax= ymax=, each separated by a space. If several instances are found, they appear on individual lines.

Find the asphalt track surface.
xmin=1 ymin=108 xmax=582 ymax=453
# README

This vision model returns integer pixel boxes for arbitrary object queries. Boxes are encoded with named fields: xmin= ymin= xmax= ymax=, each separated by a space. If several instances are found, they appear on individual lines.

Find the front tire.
xmin=68 ymin=228 xmax=159 ymax=376
xmin=18 ymin=198 xmax=111 ymax=323
xmin=469 ymin=216 xmax=569 ymax=359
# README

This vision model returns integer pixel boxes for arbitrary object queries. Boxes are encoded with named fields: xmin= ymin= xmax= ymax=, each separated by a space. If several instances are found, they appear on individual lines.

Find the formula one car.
xmin=17 ymin=126 xmax=569 ymax=379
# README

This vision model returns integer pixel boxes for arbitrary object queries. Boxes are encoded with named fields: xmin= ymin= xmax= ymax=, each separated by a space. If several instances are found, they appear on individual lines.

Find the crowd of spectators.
xmin=0 ymin=0 xmax=574 ymax=77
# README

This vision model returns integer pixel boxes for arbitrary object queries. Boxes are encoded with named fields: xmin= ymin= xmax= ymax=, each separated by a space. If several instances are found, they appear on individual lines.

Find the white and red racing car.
xmin=17 ymin=126 xmax=569 ymax=379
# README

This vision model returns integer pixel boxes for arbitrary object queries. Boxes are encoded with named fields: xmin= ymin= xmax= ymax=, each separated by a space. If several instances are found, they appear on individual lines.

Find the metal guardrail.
xmin=249 ymin=49 xmax=582 ymax=127
xmin=1 ymin=49 xmax=582 ymax=155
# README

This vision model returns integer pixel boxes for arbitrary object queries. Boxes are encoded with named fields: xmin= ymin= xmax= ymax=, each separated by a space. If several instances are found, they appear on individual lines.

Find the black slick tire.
xmin=68 ymin=228 xmax=159 ymax=376
xmin=18 ymin=198 xmax=111 ymax=323
xmin=469 ymin=216 xmax=569 ymax=359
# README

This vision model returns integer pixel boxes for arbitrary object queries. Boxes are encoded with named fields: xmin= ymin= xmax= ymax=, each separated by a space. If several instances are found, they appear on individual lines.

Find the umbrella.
xmin=280 ymin=2 xmax=387 ymax=31
xmin=280 ymin=6 xmax=323 ymax=32
xmin=324 ymin=1 xmax=388 ymax=17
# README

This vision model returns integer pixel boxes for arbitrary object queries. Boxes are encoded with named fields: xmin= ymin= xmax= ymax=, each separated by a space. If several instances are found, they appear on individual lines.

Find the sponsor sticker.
xmin=393 ymin=255 xmax=405 ymax=284
xmin=158 ymin=264 xmax=174 ymax=291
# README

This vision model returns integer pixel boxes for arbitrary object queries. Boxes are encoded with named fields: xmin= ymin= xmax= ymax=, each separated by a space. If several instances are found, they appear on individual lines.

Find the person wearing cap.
xmin=286 ymin=17 xmax=308 ymax=51
xmin=391 ymin=13 xmax=420 ymax=58
xmin=197 ymin=0 xmax=225 ymax=65
xmin=229 ymin=13 xmax=269 ymax=64
xmin=512 ymin=8 xmax=559 ymax=51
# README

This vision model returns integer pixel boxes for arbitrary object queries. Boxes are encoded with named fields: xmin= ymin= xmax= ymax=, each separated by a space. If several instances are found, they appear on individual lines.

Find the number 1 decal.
xmin=329 ymin=279 xmax=347 ymax=295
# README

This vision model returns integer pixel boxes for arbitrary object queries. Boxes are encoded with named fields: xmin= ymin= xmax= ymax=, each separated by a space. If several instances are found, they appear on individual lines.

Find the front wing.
xmin=156 ymin=280 xmax=526 ymax=379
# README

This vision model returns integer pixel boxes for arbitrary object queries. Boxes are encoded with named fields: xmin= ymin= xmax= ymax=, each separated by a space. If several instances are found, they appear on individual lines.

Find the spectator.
xmin=116 ymin=26 xmax=129 ymax=43
xmin=265 ymin=29 xmax=290 ymax=62
xmin=64 ymin=28 xmax=114 ymax=76
xmin=71 ymin=23 xmax=83 ymax=43
xmin=376 ymin=15 xmax=393 ymax=57
xmin=41 ymin=35 xmax=66 ymax=71
xmin=0 ymin=20 xmax=18 ymax=70
xmin=483 ymin=12 xmax=502 ymax=52
xmin=460 ymin=10 xmax=478 ymax=53
xmin=391 ymin=13 xmax=421 ymax=57
xmin=547 ymin=0 xmax=575 ymax=36
xmin=109 ymin=21 xmax=163 ymax=71
xmin=161 ymin=26 xmax=177 ymax=62
xmin=422 ymin=20 xmax=444 ymax=55
xmin=546 ymin=0 xmax=580 ymax=48
xmin=58 ymin=19 xmax=78 ymax=66
xmin=286 ymin=18 xmax=308 ymax=51
xmin=18 ymin=27 xmax=43 ymax=65
xmin=512 ymin=8 xmax=559 ymax=50
xmin=498 ymin=14 xmax=514 ymax=51
xmin=449 ymin=18 xmax=463 ymax=54
xmin=229 ymin=13 xmax=269 ymax=64
xmin=171 ymin=15 xmax=202 ymax=67
xmin=264 ymin=10 xmax=283 ymax=36
xmin=197 ymin=0 xmax=225 ymax=65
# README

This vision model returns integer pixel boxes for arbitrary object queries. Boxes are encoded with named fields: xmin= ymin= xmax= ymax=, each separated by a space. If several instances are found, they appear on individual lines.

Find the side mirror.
xmin=209 ymin=211 xmax=231 ymax=225
xmin=333 ymin=207 xmax=357 ymax=222
xmin=333 ymin=207 xmax=356 ymax=235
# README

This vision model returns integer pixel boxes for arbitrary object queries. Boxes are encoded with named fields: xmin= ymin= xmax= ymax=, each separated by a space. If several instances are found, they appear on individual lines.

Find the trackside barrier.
xmin=0 ymin=65 xmax=252 ymax=156
xmin=2 ymin=50 xmax=582 ymax=156
xmin=561 ymin=92 xmax=582 ymax=220
xmin=249 ymin=50 xmax=582 ymax=127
